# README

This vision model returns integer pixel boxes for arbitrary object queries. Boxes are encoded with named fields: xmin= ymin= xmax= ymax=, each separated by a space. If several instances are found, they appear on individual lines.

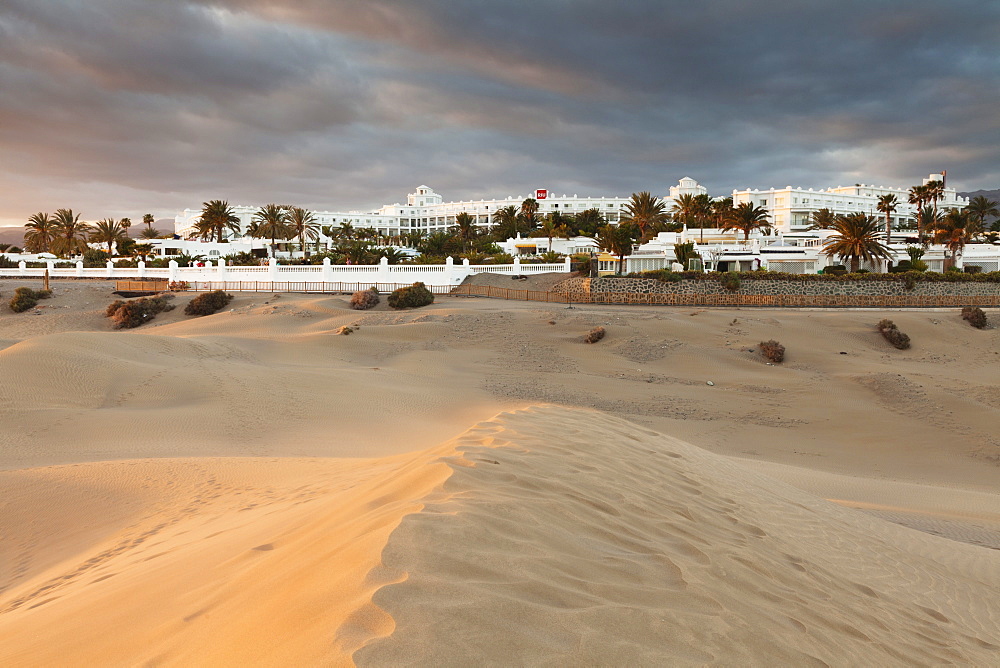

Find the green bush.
xmin=350 ymin=287 xmax=380 ymax=310
xmin=184 ymin=290 xmax=233 ymax=316
xmin=946 ymin=265 xmax=963 ymax=274
xmin=721 ymin=271 xmax=741 ymax=292
xmin=877 ymin=319 xmax=911 ymax=349
xmin=964 ymin=265 xmax=982 ymax=274
xmin=0 ymin=256 xmax=18 ymax=269
xmin=106 ymin=295 xmax=175 ymax=329
xmin=759 ymin=340 xmax=785 ymax=363
xmin=961 ymin=306 xmax=988 ymax=329
xmin=9 ymin=287 xmax=52 ymax=313
xmin=387 ymin=282 xmax=434 ymax=309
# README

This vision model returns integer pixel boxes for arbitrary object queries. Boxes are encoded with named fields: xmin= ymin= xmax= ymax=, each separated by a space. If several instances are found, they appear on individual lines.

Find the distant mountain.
xmin=959 ymin=188 xmax=1000 ymax=203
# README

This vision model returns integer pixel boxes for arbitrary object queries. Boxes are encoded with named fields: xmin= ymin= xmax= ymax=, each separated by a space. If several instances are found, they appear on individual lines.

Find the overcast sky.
xmin=1 ymin=0 xmax=998 ymax=226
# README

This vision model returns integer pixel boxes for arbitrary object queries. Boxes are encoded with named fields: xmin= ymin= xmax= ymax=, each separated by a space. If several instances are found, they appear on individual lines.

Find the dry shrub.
xmin=759 ymin=339 xmax=785 ymax=363
xmin=335 ymin=325 xmax=354 ymax=335
xmin=184 ymin=290 xmax=233 ymax=316
xmin=584 ymin=326 xmax=606 ymax=343
xmin=877 ymin=319 xmax=911 ymax=349
xmin=961 ymin=306 xmax=988 ymax=329
xmin=350 ymin=287 xmax=380 ymax=310
xmin=106 ymin=295 xmax=175 ymax=329
xmin=9 ymin=287 xmax=51 ymax=313
xmin=387 ymin=282 xmax=434 ymax=309
xmin=168 ymin=281 xmax=190 ymax=291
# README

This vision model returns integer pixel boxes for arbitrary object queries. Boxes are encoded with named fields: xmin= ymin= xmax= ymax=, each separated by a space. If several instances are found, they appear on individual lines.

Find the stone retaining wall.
xmin=591 ymin=277 xmax=1000 ymax=297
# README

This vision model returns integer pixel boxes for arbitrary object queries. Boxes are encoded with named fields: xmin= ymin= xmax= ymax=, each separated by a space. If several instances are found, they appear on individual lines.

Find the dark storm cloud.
xmin=0 ymin=0 xmax=998 ymax=225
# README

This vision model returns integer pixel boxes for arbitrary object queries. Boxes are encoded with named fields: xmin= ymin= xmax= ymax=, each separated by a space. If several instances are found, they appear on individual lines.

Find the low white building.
xmin=498 ymin=235 xmax=598 ymax=257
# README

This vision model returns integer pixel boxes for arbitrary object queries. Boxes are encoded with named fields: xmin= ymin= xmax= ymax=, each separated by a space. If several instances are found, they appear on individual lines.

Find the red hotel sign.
xmin=535 ymin=189 xmax=547 ymax=199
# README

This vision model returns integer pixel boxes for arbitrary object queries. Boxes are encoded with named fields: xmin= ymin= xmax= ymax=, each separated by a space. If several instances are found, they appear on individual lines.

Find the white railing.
xmin=1 ymin=256 xmax=573 ymax=289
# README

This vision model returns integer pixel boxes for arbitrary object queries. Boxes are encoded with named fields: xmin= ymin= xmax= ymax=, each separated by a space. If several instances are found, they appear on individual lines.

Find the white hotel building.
xmin=174 ymin=178 xmax=711 ymax=240
xmin=732 ymin=174 xmax=968 ymax=235
xmin=174 ymin=174 xmax=967 ymax=245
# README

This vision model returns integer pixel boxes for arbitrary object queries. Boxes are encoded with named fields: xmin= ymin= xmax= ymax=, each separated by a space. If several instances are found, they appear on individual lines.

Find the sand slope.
xmin=358 ymin=406 xmax=1000 ymax=666
xmin=0 ymin=452 xmax=452 ymax=666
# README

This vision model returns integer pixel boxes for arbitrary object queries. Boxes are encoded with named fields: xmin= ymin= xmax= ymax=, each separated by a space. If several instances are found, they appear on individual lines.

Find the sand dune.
xmin=1 ymin=281 xmax=999 ymax=664
xmin=358 ymin=406 xmax=1000 ymax=665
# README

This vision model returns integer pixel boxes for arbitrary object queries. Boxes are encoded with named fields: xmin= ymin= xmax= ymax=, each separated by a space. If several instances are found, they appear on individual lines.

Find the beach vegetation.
xmin=877 ymin=319 xmax=911 ymax=349
xmin=9 ymin=287 xmax=52 ymax=313
xmin=961 ymin=306 xmax=988 ymax=329
xmin=759 ymin=340 xmax=785 ymax=363
xmin=184 ymin=290 xmax=233 ymax=316
xmin=584 ymin=326 xmax=606 ymax=343
xmin=350 ymin=287 xmax=380 ymax=310
xmin=721 ymin=271 xmax=741 ymax=292
xmin=388 ymin=282 xmax=434 ymax=309
xmin=106 ymin=295 xmax=175 ymax=328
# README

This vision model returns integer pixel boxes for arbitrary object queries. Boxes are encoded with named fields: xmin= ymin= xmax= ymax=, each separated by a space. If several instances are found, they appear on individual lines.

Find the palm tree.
xmin=519 ymin=198 xmax=540 ymax=231
xmin=597 ymin=223 xmax=639 ymax=274
xmin=140 ymin=227 xmax=161 ymax=239
xmin=908 ymin=185 xmax=928 ymax=243
xmin=722 ymin=202 xmax=772 ymax=241
xmin=807 ymin=208 xmax=837 ymax=230
xmin=130 ymin=243 xmax=155 ymax=262
xmin=490 ymin=205 xmax=523 ymax=241
xmin=925 ymin=180 xmax=945 ymax=229
xmin=934 ymin=209 xmax=973 ymax=267
xmin=876 ymin=194 xmax=898 ymax=242
xmin=50 ymin=209 xmax=93 ymax=258
xmin=287 ymin=207 xmax=319 ymax=256
xmin=91 ymin=218 xmax=128 ymax=257
xmin=379 ymin=247 xmax=410 ymax=264
xmin=914 ymin=206 xmax=939 ymax=245
xmin=710 ymin=197 xmax=735 ymax=230
xmin=251 ymin=204 xmax=293 ymax=256
xmin=537 ymin=212 xmax=572 ymax=252
xmin=24 ymin=212 xmax=55 ymax=253
xmin=573 ymin=208 xmax=605 ymax=237
xmin=965 ymin=196 xmax=999 ymax=236
xmin=142 ymin=213 xmax=155 ymax=234
xmin=671 ymin=193 xmax=701 ymax=228
xmin=453 ymin=212 xmax=476 ymax=252
xmin=622 ymin=191 xmax=669 ymax=242
xmin=822 ymin=213 xmax=892 ymax=272
xmin=199 ymin=200 xmax=241 ymax=243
